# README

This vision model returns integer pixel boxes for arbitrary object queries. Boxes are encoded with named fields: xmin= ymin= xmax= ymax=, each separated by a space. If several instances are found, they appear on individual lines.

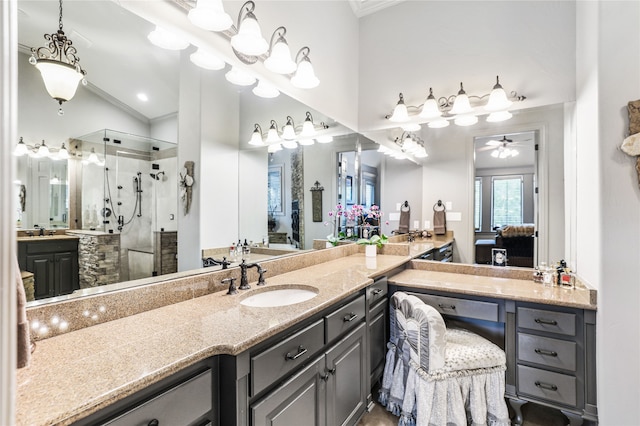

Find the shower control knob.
xmin=117 ymin=202 xmax=122 ymax=206
xmin=117 ymin=185 xmax=123 ymax=189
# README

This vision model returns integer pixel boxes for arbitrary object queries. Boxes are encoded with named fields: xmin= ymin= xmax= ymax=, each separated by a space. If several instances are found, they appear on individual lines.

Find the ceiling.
xmin=347 ymin=0 xmax=406 ymax=18
xmin=474 ymin=131 xmax=536 ymax=170
xmin=18 ymin=0 xmax=180 ymax=122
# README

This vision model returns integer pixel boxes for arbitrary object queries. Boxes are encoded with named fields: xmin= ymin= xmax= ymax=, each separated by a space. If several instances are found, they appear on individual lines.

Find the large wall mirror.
xmin=18 ymin=0 xmax=568 ymax=308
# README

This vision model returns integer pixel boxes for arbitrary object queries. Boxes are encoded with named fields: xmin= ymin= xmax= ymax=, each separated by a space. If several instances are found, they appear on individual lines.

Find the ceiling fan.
xmin=477 ymin=135 xmax=531 ymax=152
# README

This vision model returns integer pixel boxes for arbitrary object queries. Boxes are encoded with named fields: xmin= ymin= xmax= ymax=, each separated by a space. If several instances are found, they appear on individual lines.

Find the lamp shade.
xmin=316 ymin=135 xmax=333 ymax=143
xmin=188 ymin=0 xmax=232 ymax=31
xmin=225 ymin=66 xmax=256 ymax=86
xmin=56 ymin=143 xmax=70 ymax=160
xmin=35 ymin=61 xmax=83 ymax=103
xmin=147 ymin=26 xmax=190 ymax=50
xmin=252 ymin=80 xmax=280 ymax=98
xmin=419 ymin=88 xmax=442 ymax=119
xmin=265 ymin=37 xmax=297 ymax=74
xmin=267 ymin=143 xmax=282 ymax=153
xmin=486 ymin=110 xmax=513 ymax=122
xmin=485 ymin=76 xmax=513 ymax=112
xmin=266 ymin=124 xmax=281 ymax=143
xmin=282 ymin=140 xmax=298 ymax=149
xmin=388 ymin=93 xmax=409 ymax=122
xmin=450 ymin=82 xmax=473 ymax=115
xmin=282 ymin=118 xmax=296 ymax=140
xmin=298 ymin=139 xmax=314 ymax=146
xmin=190 ymin=48 xmax=225 ymax=70
xmin=291 ymin=58 xmax=319 ymax=89
xmin=427 ymin=118 xmax=450 ymax=129
xmin=454 ymin=114 xmax=478 ymax=126
xmin=14 ymin=138 xmax=29 ymax=157
xmin=249 ymin=124 xmax=264 ymax=146
xmin=231 ymin=12 xmax=269 ymax=56
xmin=36 ymin=141 xmax=50 ymax=158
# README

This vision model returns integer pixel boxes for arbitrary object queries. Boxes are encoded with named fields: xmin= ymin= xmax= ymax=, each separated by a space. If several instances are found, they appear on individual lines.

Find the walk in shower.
xmin=75 ymin=129 xmax=177 ymax=281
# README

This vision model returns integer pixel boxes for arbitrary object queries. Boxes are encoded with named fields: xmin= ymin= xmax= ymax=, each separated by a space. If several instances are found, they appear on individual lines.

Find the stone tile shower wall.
xmin=68 ymin=231 xmax=120 ymax=288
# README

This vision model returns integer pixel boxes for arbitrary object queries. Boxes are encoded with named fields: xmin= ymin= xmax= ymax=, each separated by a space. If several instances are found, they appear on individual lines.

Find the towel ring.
xmin=433 ymin=200 xmax=446 ymax=212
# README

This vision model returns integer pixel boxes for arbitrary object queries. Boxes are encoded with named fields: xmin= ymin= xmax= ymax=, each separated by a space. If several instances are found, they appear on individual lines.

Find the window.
xmin=267 ymin=165 xmax=284 ymax=216
xmin=491 ymin=176 xmax=523 ymax=228
xmin=474 ymin=177 xmax=482 ymax=231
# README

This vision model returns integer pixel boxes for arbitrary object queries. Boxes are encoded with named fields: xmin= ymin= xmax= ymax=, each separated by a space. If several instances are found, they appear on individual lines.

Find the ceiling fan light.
xmin=449 ymin=82 xmax=473 ymax=115
xmin=428 ymin=118 xmax=450 ymax=129
xmin=252 ymin=80 xmax=280 ymax=98
xmin=225 ymin=66 xmax=256 ymax=86
xmin=485 ymin=76 xmax=513 ymax=112
xmin=486 ymin=110 xmax=513 ymax=122
xmin=188 ymin=0 xmax=232 ymax=31
xmin=491 ymin=150 xmax=499 ymax=158
xmin=454 ymin=114 xmax=478 ymax=126
xmin=190 ymin=48 xmax=225 ymax=70
xmin=265 ymin=38 xmax=297 ymax=74
xmin=147 ymin=26 xmax=190 ymax=50
xmin=231 ymin=11 xmax=269 ymax=56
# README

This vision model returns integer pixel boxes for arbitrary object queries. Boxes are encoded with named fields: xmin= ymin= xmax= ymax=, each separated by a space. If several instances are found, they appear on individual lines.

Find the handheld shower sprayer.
xmin=150 ymin=171 xmax=166 ymax=181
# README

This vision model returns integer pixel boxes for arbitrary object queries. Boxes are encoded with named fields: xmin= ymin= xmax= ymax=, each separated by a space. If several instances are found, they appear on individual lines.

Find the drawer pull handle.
xmin=534 ymin=348 xmax=558 ymax=357
xmin=328 ymin=367 xmax=336 ymax=375
xmin=534 ymin=381 xmax=558 ymax=391
xmin=372 ymin=289 xmax=383 ymax=295
xmin=343 ymin=313 xmax=358 ymax=322
xmin=534 ymin=318 xmax=558 ymax=326
xmin=148 ymin=420 xmax=159 ymax=426
xmin=285 ymin=345 xmax=308 ymax=361
xmin=320 ymin=372 xmax=330 ymax=382
xmin=438 ymin=304 xmax=456 ymax=310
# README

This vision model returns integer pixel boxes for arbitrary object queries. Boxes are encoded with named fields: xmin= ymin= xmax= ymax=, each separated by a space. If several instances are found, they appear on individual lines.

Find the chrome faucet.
xmin=239 ymin=260 xmax=267 ymax=290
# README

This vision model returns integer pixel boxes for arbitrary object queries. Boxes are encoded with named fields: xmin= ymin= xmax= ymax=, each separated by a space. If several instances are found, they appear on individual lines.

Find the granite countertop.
xmin=390 ymin=269 xmax=597 ymax=310
xmin=16 ymin=235 xmax=80 ymax=242
xmin=16 ymin=253 xmax=408 ymax=426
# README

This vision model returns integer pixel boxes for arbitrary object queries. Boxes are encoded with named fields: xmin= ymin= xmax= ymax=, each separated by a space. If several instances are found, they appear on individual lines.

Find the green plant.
xmin=356 ymin=233 xmax=388 ymax=248
xmin=327 ymin=231 xmax=347 ymax=246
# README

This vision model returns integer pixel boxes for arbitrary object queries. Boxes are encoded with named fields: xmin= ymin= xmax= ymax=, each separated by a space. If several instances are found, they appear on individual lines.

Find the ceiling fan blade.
xmin=477 ymin=145 xmax=496 ymax=152
xmin=485 ymin=140 xmax=502 ymax=146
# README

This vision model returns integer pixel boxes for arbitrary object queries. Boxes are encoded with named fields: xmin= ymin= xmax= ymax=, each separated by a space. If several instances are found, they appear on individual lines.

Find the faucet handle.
xmin=257 ymin=268 xmax=267 ymax=286
xmin=222 ymin=277 xmax=238 ymax=295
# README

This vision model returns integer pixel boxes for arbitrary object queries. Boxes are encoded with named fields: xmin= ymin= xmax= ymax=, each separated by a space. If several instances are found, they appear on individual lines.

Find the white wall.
xmin=576 ymin=2 xmax=640 ymax=424
xmin=150 ymin=114 xmax=178 ymax=144
xmin=358 ymin=1 xmax=576 ymax=132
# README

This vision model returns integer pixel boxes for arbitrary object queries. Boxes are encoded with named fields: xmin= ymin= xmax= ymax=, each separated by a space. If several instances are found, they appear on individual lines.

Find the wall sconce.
xmin=29 ymin=0 xmax=87 ymax=115
xmin=249 ymin=124 xmax=264 ymax=146
xmin=291 ymin=47 xmax=319 ymax=89
xmin=393 ymin=132 xmax=428 ymax=158
xmin=264 ymin=27 xmax=297 ymax=74
xmin=281 ymin=116 xmax=296 ymax=140
xmin=386 ymin=76 xmax=525 ymax=128
xmin=266 ymin=120 xmax=281 ymax=143
xmin=231 ymin=1 xmax=269 ymax=57
xmin=188 ymin=0 xmax=233 ymax=32
xmin=249 ymin=113 xmax=331 ymax=148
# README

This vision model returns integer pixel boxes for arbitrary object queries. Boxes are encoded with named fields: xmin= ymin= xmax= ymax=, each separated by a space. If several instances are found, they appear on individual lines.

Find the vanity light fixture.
xmin=83 ymin=147 xmax=104 ymax=166
xmin=388 ymin=93 xmax=410 ymax=123
xmin=14 ymin=137 xmax=71 ymax=159
xmin=225 ymin=66 xmax=256 ymax=86
xmin=190 ymin=48 xmax=226 ymax=71
xmin=147 ymin=25 xmax=190 ymax=50
xmin=13 ymin=137 xmax=29 ymax=157
xmin=252 ymin=79 xmax=280 ymax=98
xmin=267 ymin=143 xmax=282 ymax=153
xmin=282 ymin=140 xmax=298 ymax=149
xmin=386 ymin=76 xmax=525 ymax=128
xmin=249 ymin=124 xmax=264 ymax=146
xmin=281 ymin=116 xmax=297 ymax=140
xmin=388 ymin=132 xmax=429 ymax=160
xmin=301 ymin=112 xmax=316 ymax=137
xmin=264 ymin=27 xmax=297 ymax=74
xmin=29 ymin=0 xmax=87 ymax=115
xmin=35 ymin=140 xmax=51 ymax=158
xmin=50 ymin=175 xmax=60 ymax=185
xmin=266 ymin=120 xmax=281 ymax=143
xmin=56 ymin=143 xmax=70 ymax=160
xmin=291 ymin=47 xmax=320 ymax=89
xmin=187 ymin=0 xmax=233 ymax=32
xmin=231 ymin=1 xmax=269 ymax=57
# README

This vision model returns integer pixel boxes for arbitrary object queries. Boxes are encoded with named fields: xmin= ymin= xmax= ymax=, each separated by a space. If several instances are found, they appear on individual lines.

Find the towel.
xmin=433 ymin=210 xmax=446 ymax=235
xmin=398 ymin=202 xmax=410 ymax=234
xmin=16 ymin=258 xmax=31 ymax=368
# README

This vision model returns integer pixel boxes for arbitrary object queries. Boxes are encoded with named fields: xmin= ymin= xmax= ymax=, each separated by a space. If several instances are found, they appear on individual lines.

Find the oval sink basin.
xmin=240 ymin=287 xmax=318 ymax=308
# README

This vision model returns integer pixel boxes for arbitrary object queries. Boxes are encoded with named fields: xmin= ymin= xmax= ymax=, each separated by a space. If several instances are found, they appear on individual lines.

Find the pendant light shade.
xmin=188 ymin=0 xmax=232 ymax=31
xmin=450 ymin=82 xmax=473 ymax=115
xmin=265 ymin=27 xmax=297 ymax=74
xmin=190 ymin=48 xmax=225 ymax=70
xmin=56 ymin=143 xmax=70 ymax=160
xmin=36 ymin=140 xmax=50 ymax=158
xmin=147 ymin=26 xmax=190 ymax=50
xmin=252 ymin=79 xmax=280 ymax=98
xmin=291 ymin=47 xmax=319 ymax=89
xmin=249 ymin=124 xmax=264 ymax=146
xmin=231 ymin=1 xmax=269 ymax=56
xmin=14 ymin=137 xmax=29 ymax=157
xmin=225 ymin=66 xmax=256 ymax=86
xmin=388 ymin=93 xmax=409 ymax=122
xmin=419 ymin=88 xmax=442 ymax=119
xmin=29 ymin=0 xmax=87 ymax=113
xmin=485 ymin=76 xmax=513 ymax=112
xmin=266 ymin=120 xmax=281 ymax=143
xmin=301 ymin=112 xmax=316 ymax=137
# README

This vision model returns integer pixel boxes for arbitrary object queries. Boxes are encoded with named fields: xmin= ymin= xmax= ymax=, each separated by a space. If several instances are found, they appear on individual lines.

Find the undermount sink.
xmin=240 ymin=287 xmax=318 ymax=308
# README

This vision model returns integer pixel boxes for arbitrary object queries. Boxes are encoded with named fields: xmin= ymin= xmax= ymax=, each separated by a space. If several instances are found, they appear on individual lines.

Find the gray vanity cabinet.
xmin=18 ymin=238 xmax=79 ymax=299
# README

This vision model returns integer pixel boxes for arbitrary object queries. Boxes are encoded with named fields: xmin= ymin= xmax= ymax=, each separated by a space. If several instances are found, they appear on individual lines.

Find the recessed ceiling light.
xmin=137 ymin=93 xmax=149 ymax=102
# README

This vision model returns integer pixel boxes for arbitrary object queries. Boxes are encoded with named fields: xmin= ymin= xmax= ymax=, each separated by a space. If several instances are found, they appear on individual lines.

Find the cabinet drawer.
xmin=252 ymin=319 xmax=324 ymax=396
xmin=413 ymin=293 xmax=498 ymax=322
xmin=517 ymin=365 xmax=577 ymax=407
xmin=22 ymin=240 xmax=78 ymax=254
xmin=367 ymin=278 xmax=388 ymax=308
xmin=518 ymin=307 xmax=576 ymax=336
xmin=518 ymin=333 xmax=576 ymax=372
xmin=103 ymin=369 xmax=212 ymax=426
xmin=325 ymin=295 xmax=366 ymax=342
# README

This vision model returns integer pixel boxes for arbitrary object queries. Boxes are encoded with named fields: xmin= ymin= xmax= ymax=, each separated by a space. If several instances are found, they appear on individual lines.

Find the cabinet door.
xmin=369 ymin=301 xmax=387 ymax=385
xmin=325 ymin=323 xmax=367 ymax=426
xmin=54 ymin=251 xmax=78 ymax=296
xmin=252 ymin=356 xmax=326 ymax=426
xmin=26 ymin=254 xmax=54 ymax=299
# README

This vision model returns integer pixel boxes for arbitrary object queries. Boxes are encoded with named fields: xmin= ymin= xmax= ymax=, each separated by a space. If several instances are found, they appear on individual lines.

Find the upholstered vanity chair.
xmin=379 ymin=292 xmax=510 ymax=426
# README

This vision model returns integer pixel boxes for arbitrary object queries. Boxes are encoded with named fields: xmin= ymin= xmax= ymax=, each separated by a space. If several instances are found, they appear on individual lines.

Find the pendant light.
xmin=291 ymin=47 xmax=319 ymax=89
xmin=388 ymin=93 xmax=409 ymax=122
xmin=188 ymin=0 xmax=232 ymax=32
xmin=264 ymin=27 xmax=297 ymax=74
xmin=29 ymin=0 xmax=87 ymax=115
xmin=231 ymin=1 xmax=269 ymax=56
xmin=485 ymin=76 xmax=513 ymax=112
xmin=449 ymin=82 xmax=473 ymax=115
xmin=419 ymin=88 xmax=442 ymax=120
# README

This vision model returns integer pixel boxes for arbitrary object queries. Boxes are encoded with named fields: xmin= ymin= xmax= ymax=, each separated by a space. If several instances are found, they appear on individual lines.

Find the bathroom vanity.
xmin=16 ymin=249 xmax=596 ymax=426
